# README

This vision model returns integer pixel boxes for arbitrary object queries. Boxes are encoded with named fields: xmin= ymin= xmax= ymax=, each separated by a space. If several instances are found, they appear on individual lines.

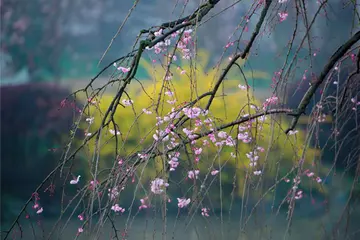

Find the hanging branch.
xmin=286 ymin=30 xmax=360 ymax=134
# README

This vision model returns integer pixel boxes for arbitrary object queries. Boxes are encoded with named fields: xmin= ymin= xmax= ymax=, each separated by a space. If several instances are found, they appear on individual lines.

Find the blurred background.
xmin=1 ymin=0 xmax=359 ymax=239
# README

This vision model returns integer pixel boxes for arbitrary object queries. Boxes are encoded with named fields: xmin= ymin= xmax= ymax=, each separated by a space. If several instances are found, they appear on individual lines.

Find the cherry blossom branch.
xmin=125 ymin=108 xmax=296 ymax=176
xmin=3 ymin=2 xmax=225 ymax=237
xmin=286 ymin=30 xmax=360 ymax=134
xmin=184 ymin=108 xmax=296 ymax=144
xmin=84 ymin=0 xmax=275 ymax=200
xmin=70 ymin=0 xmax=221 ymax=100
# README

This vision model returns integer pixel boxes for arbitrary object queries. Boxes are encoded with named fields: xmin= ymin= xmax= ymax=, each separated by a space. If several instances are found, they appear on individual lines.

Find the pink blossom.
xmin=278 ymin=12 xmax=288 ymax=22
xmin=194 ymin=147 xmax=202 ymax=155
xmin=246 ymin=151 xmax=259 ymax=162
xmin=188 ymin=170 xmax=200 ymax=179
xmin=165 ymin=39 xmax=171 ymax=46
xmin=89 ymin=180 xmax=99 ymax=190
xmin=154 ymin=29 xmax=163 ymax=37
xmin=78 ymin=228 xmax=84 ymax=234
xmin=168 ymin=157 xmax=179 ymax=171
xmin=243 ymin=137 xmax=252 ymax=144
xmin=238 ymin=132 xmax=250 ymax=142
xmin=36 ymin=207 xmax=43 ymax=214
xmin=225 ymin=136 xmax=235 ymax=146
xmin=165 ymin=91 xmax=174 ymax=96
xmin=195 ymin=119 xmax=203 ymax=126
xmin=295 ymin=190 xmax=303 ymax=200
xmin=351 ymin=53 xmax=356 ymax=62
xmin=249 ymin=162 xmax=257 ymax=167
xmin=142 ymin=108 xmax=152 ymax=114
xmin=117 ymin=66 xmax=131 ymax=73
xmin=217 ymin=131 xmax=227 ymax=139
xmin=139 ymin=198 xmax=149 ymax=210
xmin=111 ymin=204 xmax=125 ymax=213
xmin=263 ymin=96 xmax=279 ymax=109
xmin=253 ymin=170 xmax=262 ymax=175
xmin=109 ymin=129 xmax=120 ymax=135
xmin=171 ymin=31 xmax=179 ymax=38
xmin=183 ymin=128 xmax=197 ymax=139
xmin=70 ymin=175 xmax=81 ymax=185
xmin=215 ymin=141 xmax=224 ymax=147
xmin=204 ymin=118 xmax=213 ymax=124
xmin=78 ymin=214 xmax=84 ymax=221
xmin=316 ymin=177 xmax=322 ymax=183
xmin=177 ymin=198 xmax=191 ymax=208
xmin=154 ymin=45 xmax=162 ymax=54
xmin=203 ymin=140 xmax=209 ymax=146
xmin=138 ymin=153 xmax=148 ymax=159
xmin=165 ymin=73 xmax=173 ymax=80
xmin=257 ymin=146 xmax=265 ymax=152
xmin=108 ymin=187 xmax=119 ymax=200
xmin=201 ymin=208 xmax=209 ymax=217
xmin=238 ymin=84 xmax=247 ymax=90
xmin=184 ymin=29 xmax=193 ymax=36
xmin=86 ymin=117 xmax=94 ymax=124
xmin=183 ymin=107 xmax=202 ymax=119
xmin=151 ymin=178 xmax=169 ymax=194
xmin=259 ymin=116 xmax=267 ymax=122
xmin=122 ymin=99 xmax=133 ymax=106
xmin=287 ymin=130 xmax=298 ymax=135
xmin=317 ymin=114 xmax=326 ymax=123
xmin=211 ymin=170 xmax=219 ymax=176
xmin=225 ymin=41 xmax=234 ymax=48
xmin=208 ymin=133 xmax=216 ymax=143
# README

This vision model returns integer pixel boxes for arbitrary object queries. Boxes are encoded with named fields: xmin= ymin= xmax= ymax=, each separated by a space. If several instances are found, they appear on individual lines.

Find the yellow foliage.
xmin=80 ymin=49 xmax=324 ymax=199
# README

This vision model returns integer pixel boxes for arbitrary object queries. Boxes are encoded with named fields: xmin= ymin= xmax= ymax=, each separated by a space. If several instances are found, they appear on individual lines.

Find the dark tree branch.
xmin=286 ymin=30 xmax=360 ymax=133
xmin=161 ymin=0 xmax=220 ymax=28
xmin=186 ymin=108 xmax=296 ymax=144
xmin=338 ymin=47 xmax=360 ymax=112
xmin=205 ymin=0 xmax=272 ymax=110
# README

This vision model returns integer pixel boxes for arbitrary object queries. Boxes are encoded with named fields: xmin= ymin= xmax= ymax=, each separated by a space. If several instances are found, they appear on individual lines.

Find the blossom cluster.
xmin=150 ymin=178 xmax=169 ymax=194
xmin=145 ymin=27 xmax=194 ymax=61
